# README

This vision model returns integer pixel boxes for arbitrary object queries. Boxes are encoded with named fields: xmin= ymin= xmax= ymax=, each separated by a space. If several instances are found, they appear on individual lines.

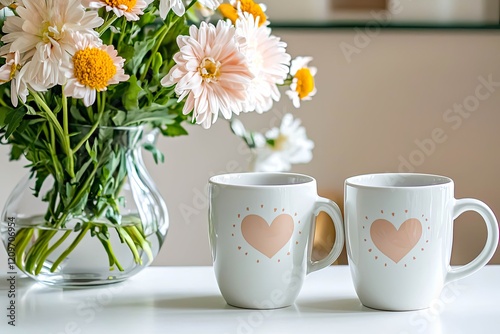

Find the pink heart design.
xmin=241 ymin=214 xmax=294 ymax=258
xmin=370 ymin=218 xmax=422 ymax=263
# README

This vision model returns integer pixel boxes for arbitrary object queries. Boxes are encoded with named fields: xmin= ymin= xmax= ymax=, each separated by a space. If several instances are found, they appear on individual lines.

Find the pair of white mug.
xmin=208 ymin=172 xmax=499 ymax=311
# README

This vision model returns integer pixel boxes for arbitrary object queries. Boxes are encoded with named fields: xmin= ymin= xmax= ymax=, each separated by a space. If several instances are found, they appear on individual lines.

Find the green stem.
xmin=61 ymin=90 xmax=75 ymax=178
xmin=50 ymin=224 xmax=91 ymax=273
xmin=47 ymin=123 xmax=64 ymax=184
xmin=139 ymin=25 xmax=169 ymax=81
xmin=13 ymin=228 xmax=34 ymax=270
xmin=97 ymin=15 xmax=118 ymax=36
xmin=125 ymin=225 xmax=153 ymax=263
xmin=35 ymin=230 xmax=72 ymax=275
xmin=98 ymin=236 xmax=124 ymax=271
xmin=139 ymin=0 xmax=197 ymax=82
xmin=116 ymin=227 xmax=141 ymax=264
xmin=117 ymin=17 xmax=127 ymax=46
xmin=72 ymin=105 xmax=104 ymax=154
xmin=32 ymin=91 xmax=75 ymax=180
xmin=24 ymin=230 xmax=57 ymax=274
xmin=31 ymin=91 xmax=65 ymax=145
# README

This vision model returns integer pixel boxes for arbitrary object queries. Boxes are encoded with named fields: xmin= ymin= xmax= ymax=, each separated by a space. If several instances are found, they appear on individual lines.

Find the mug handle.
xmin=307 ymin=197 xmax=345 ymax=274
xmin=445 ymin=198 xmax=499 ymax=284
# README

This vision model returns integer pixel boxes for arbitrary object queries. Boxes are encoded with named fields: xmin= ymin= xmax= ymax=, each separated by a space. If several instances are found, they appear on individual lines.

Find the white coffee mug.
xmin=344 ymin=173 xmax=499 ymax=311
xmin=209 ymin=172 xmax=344 ymax=309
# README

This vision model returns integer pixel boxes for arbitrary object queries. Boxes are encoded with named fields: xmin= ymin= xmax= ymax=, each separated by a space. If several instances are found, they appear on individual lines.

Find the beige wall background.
xmin=1 ymin=29 xmax=499 ymax=267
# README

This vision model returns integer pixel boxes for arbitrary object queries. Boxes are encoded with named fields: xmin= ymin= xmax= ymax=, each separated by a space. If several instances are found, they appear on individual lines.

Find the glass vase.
xmin=1 ymin=126 xmax=168 ymax=287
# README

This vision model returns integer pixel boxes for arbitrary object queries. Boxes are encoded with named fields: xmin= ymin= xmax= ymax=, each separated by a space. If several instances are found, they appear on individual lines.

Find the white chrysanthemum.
xmin=159 ymin=0 xmax=221 ymax=19
xmin=285 ymin=56 xmax=317 ymax=108
xmin=64 ymin=34 xmax=129 ymax=107
xmin=236 ymin=13 xmax=290 ymax=113
xmin=250 ymin=113 xmax=314 ymax=172
xmin=161 ymin=20 xmax=253 ymax=129
xmin=0 ymin=51 xmax=28 ymax=107
xmin=0 ymin=0 xmax=103 ymax=91
xmin=84 ymin=0 xmax=152 ymax=21
xmin=0 ymin=0 xmax=13 ymax=8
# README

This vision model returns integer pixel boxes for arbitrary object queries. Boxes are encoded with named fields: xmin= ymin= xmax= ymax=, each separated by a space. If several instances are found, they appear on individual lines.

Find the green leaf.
xmin=0 ymin=106 xmax=11 ymax=126
xmin=74 ymin=222 xmax=82 ymax=232
xmin=9 ymin=145 xmax=24 ymax=161
xmin=33 ymin=170 xmax=49 ymax=198
xmin=4 ymin=108 xmax=26 ymax=139
xmin=128 ymin=38 xmax=156 ymax=74
xmin=162 ymin=123 xmax=188 ymax=137
xmin=137 ymin=12 xmax=157 ymax=27
xmin=152 ymin=52 xmax=163 ymax=77
xmin=122 ymin=75 xmax=143 ymax=111
xmin=85 ymin=141 xmax=98 ymax=163
xmin=73 ymin=157 xmax=94 ymax=184
xmin=24 ymin=104 xmax=37 ymax=116
xmin=143 ymin=143 xmax=165 ymax=164
xmin=112 ymin=110 xmax=126 ymax=126
xmin=124 ymin=107 xmax=176 ymax=126
xmin=70 ymin=106 xmax=87 ymax=122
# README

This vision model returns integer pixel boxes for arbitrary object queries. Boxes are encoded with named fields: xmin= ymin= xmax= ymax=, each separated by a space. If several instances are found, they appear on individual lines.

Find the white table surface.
xmin=0 ymin=265 xmax=499 ymax=334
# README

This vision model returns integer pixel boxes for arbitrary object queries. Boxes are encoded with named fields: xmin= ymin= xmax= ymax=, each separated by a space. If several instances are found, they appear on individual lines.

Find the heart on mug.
xmin=370 ymin=218 xmax=422 ymax=263
xmin=241 ymin=214 xmax=294 ymax=258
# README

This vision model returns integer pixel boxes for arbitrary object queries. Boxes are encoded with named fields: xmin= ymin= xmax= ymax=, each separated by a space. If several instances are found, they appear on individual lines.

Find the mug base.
xmin=361 ymin=302 xmax=429 ymax=312
xmin=226 ymin=301 xmax=293 ymax=310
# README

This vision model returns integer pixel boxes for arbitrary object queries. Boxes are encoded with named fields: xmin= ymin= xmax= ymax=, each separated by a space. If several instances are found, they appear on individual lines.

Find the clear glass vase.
xmin=1 ymin=126 xmax=168 ymax=287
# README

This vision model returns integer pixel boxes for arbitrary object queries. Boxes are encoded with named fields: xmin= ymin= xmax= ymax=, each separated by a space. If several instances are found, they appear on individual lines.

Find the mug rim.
xmin=345 ymin=172 xmax=453 ymax=189
xmin=209 ymin=172 xmax=315 ymax=188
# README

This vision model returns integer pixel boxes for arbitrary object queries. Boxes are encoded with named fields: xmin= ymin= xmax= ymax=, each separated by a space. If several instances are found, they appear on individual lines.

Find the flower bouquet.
xmin=0 ymin=0 xmax=317 ymax=286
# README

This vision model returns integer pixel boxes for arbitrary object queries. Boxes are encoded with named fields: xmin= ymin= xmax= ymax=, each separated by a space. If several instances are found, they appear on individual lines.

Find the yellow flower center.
xmin=40 ymin=21 xmax=64 ymax=43
xmin=104 ymin=0 xmax=137 ymax=12
xmin=294 ymin=68 xmax=315 ymax=99
xmin=199 ymin=57 xmax=221 ymax=83
xmin=73 ymin=47 xmax=117 ymax=90
xmin=9 ymin=64 xmax=20 ymax=81
xmin=219 ymin=0 xmax=267 ymax=27
xmin=272 ymin=134 xmax=288 ymax=151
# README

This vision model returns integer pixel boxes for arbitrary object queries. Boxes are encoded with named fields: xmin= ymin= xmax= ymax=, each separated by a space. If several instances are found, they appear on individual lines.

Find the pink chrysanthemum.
xmin=64 ymin=34 xmax=129 ymax=107
xmin=236 ymin=13 xmax=290 ymax=113
xmin=84 ymin=0 xmax=152 ymax=21
xmin=161 ymin=20 xmax=253 ymax=129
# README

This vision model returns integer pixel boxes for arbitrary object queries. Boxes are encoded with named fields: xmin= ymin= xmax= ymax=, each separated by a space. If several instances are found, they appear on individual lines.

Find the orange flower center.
xmin=73 ymin=47 xmax=117 ymax=90
xmin=104 ymin=0 xmax=137 ymax=12
xmin=294 ymin=68 xmax=315 ymax=99
xmin=199 ymin=57 xmax=221 ymax=83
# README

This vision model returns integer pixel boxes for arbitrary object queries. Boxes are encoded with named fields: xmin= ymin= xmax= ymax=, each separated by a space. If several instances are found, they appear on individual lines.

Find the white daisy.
xmin=0 ymin=51 xmax=28 ymax=107
xmin=161 ymin=20 xmax=253 ymax=129
xmin=64 ymin=34 xmax=129 ymax=107
xmin=159 ymin=0 xmax=221 ymax=19
xmin=84 ymin=0 xmax=152 ymax=21
xmin=285 ymin=56 xmax=317 ymax=108
xmin=0 ymin=0 xmax=103 ymax=91
xmin=219 ymin=0 xmax=267 ymax=27
xmin=236 ymin=13 xmax=290 ymax=113
xmin=250 ymin=113 xmax=314 ymax=172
